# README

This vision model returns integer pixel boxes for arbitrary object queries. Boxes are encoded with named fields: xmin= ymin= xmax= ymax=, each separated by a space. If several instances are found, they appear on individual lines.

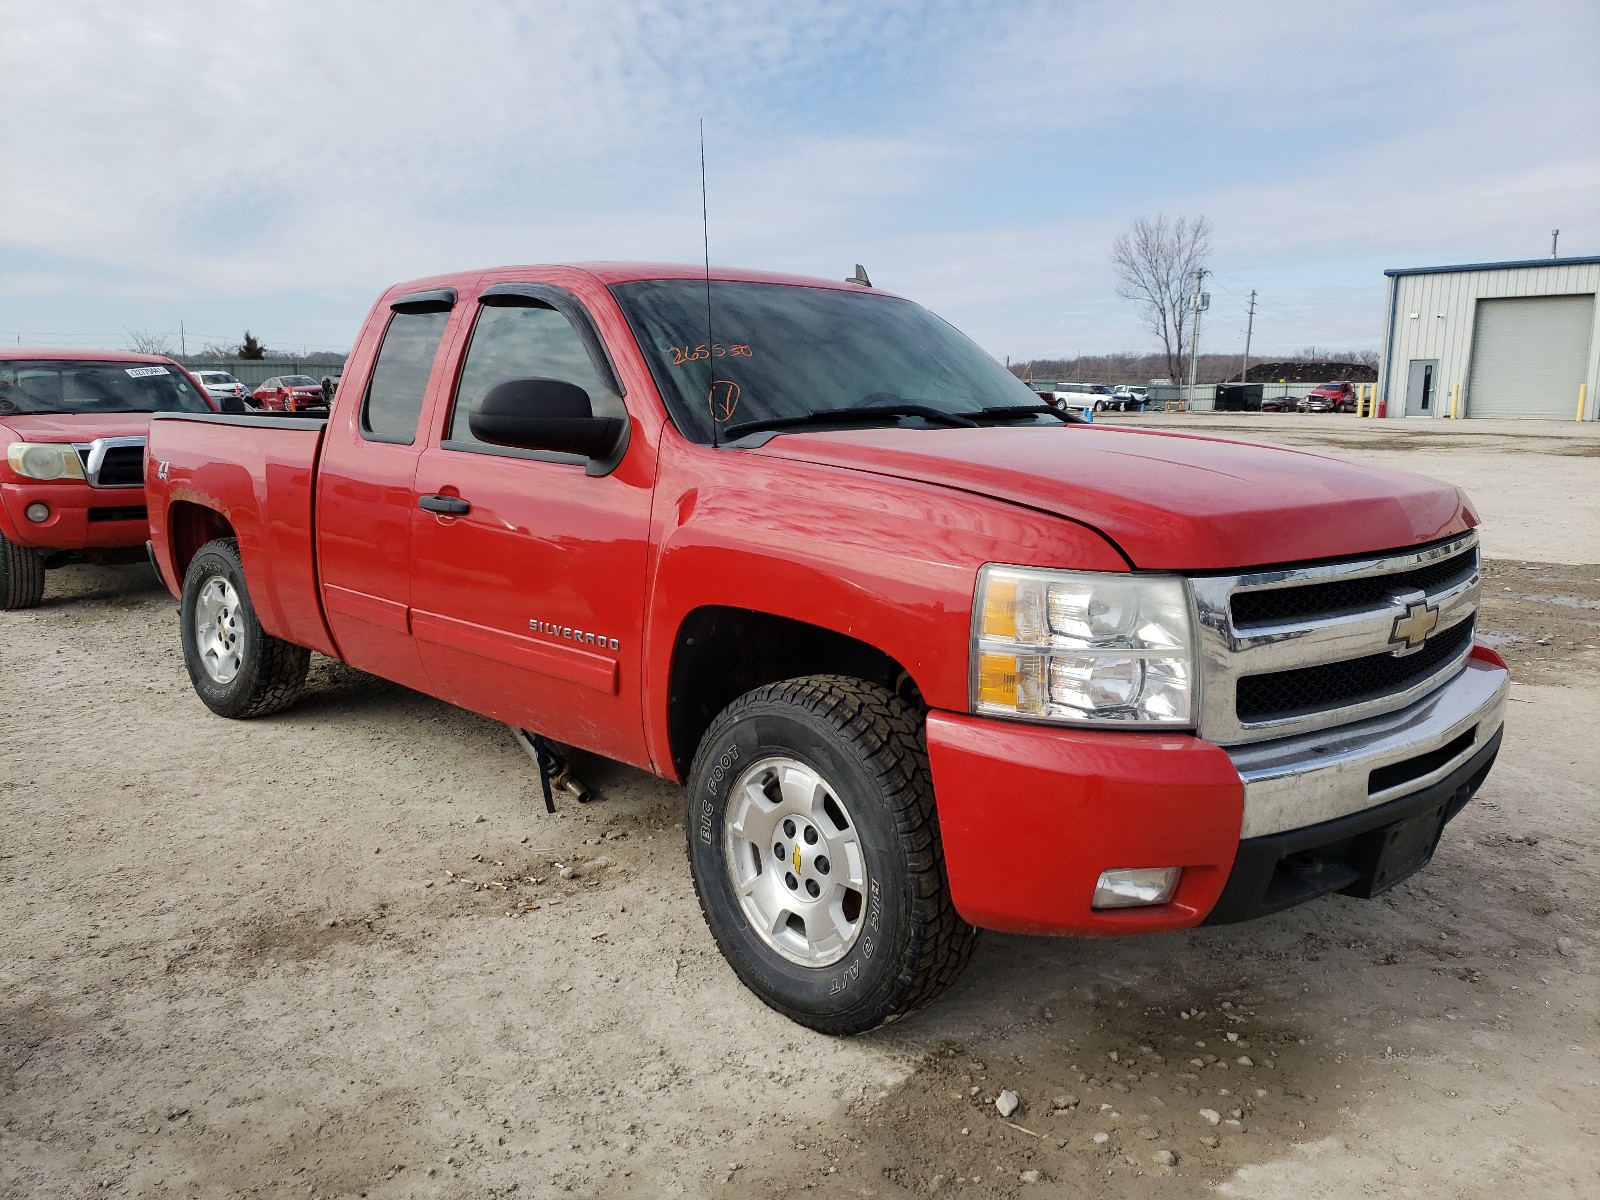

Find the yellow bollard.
xmin=1578 ymin=382 xmax=1589 ymax=422
xmin=1450 ymin=383 xmax=1460 ymax=420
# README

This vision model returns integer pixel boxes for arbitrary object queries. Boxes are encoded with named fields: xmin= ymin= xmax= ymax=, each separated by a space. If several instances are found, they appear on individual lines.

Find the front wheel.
xmin=686 ymin=675 xmax=979 ymax=1035
xmin=180 ymin=538 xmax=309 ymax=717
xmin=0 ymin=531 xmax=46 ymax=610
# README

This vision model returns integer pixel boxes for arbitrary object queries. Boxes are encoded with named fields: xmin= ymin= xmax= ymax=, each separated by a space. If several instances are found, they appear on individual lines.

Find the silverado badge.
xmin=1389 ymin=597 xmax=1440 ymax=653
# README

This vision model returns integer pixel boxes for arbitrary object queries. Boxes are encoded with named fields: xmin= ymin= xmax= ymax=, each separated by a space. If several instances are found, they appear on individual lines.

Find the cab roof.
xmin=379 ymin=262 xmax=896 ymax=300
xmin=0 ymin=347 xmax=180 ymax=364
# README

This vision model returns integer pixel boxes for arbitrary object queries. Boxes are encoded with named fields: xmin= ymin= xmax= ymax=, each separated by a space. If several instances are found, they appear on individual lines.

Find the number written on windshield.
xmin=667 ymin=343 xmax=753 ymax=366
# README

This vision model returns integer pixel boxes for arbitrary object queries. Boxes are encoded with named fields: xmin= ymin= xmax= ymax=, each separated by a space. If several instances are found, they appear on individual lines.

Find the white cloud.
xmin=0 ymin=0 xmax=1594 ymax=357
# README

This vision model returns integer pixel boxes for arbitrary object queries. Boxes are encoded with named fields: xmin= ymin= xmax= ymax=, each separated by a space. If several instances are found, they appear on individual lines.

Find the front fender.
xmin=640 ymin=440 xmax=1128 ymax=775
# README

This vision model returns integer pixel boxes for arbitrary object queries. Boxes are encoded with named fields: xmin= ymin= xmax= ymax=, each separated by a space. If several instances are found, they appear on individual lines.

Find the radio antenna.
xmin=700 ymin=119 xmax=720 ymax=449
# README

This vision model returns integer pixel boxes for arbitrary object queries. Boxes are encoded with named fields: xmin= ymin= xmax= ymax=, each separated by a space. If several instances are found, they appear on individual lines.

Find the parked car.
xmin=1260 ymin=394 xmax=1298 ymax=412
xmin=145 ymin=262 xmax=1506 ymax=1035
xmin=250 ymin=375 xmax=329 ymax=413
xmin=1028 ymin=384 xmax=1095 ymax=421
xmin=0 ymin=349 xmax=217 ymax=608
xmin=1303 ymin=381 xmax=1359 ymax=413
xmin=1107 ymin=385 xmax=1149 ymax=411
xmin=193 ymin=370 xmax=250 ymax=412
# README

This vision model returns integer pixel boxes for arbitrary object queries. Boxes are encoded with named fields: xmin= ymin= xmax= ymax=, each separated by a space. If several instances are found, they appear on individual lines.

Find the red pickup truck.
xmin=144 ymin=264 xmax=1508 ymax=1034
xmin=1 ymin=348 xmax=216 ymax=609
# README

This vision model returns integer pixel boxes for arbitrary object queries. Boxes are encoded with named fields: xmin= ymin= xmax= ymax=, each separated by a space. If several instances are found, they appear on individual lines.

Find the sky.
xmin=2 ymin=0 xmax=1596 ymax=363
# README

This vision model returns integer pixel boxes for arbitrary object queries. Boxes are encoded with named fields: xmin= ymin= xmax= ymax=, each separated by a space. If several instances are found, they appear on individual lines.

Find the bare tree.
xmin=1111 ymin=214 xmax=1213 ymax=384
xmin=124 ymin=328 xmax=176 ymax=356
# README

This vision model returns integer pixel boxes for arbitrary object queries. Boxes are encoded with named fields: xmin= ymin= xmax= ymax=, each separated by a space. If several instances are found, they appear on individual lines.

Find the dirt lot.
xmin=3 ymin=416 xmax=1597 ymax=1199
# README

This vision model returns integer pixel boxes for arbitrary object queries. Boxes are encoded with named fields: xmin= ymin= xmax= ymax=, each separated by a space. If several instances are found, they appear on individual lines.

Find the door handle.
xmin=418 ymin=494 xmax=471 ymax=516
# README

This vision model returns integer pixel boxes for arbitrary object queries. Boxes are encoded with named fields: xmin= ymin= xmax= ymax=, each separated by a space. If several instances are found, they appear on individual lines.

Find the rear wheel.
xmin=0 ymin=531 xmax=46 ymax=610
xmin=180 ymin=538 xmax=309 ymax=717
xmin=686 ymin=675 xmax=978 ymax=1035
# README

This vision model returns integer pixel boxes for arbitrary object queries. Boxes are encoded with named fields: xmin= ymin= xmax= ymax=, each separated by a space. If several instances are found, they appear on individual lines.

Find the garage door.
xmin=1467 ymin=294 xmax=1595 ymax=418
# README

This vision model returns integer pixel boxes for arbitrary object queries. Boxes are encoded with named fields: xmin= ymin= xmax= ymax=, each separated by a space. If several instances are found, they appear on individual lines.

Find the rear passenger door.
xmin=408 ymin=283 xmax=653 ymax=768
xmin=316 ymin=288 xmax=467 ymax=691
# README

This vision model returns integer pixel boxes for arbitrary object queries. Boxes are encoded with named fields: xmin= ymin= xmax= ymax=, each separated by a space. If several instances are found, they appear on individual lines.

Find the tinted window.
xmin=447 ymin=300 xmax=617 ymax=448
xmin=363 ymin=310 xmax=450 ymax=443
xmin=610 ymin=280 xmax=1046 ymax=445
xmin=0 ymin=360 xmax=212 ymax=415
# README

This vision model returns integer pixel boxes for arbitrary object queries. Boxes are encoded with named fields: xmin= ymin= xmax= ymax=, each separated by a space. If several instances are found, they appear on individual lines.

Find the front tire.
xmin=180 ymin=538 xmax=309 ymax=718
xmin=686 ymin=675 xmax=978 ymax=1035
xmin=0 ymin=531 xmax=46 ymax=610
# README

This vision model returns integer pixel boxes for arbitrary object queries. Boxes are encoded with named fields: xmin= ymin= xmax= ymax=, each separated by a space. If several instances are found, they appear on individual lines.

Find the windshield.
xmin=0 ymin=360 xmax=212 ymax=415
xmin=282 ymin=375 xmax=318 ymax=387
xmin=610 ymin=280 xmax=1052 ymax=444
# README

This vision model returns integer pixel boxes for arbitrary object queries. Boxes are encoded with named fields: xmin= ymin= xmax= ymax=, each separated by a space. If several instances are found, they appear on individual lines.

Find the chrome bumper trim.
xmin=1228 ymin=657 xmax=1508 ymax=839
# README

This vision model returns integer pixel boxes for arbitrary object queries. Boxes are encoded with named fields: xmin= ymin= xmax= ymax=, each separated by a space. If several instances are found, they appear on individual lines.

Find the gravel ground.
xmin=2 ymin=417 xmax=1596 ymax=1199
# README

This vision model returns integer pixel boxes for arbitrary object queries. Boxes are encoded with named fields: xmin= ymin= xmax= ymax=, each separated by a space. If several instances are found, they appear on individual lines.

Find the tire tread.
xmin=182 ymin=538 xmax=309 ymax=718
xmin=0 ymin=532 xmax=46 ymax=611
xmin=688 ymin=674 xmax=979 ymax=1034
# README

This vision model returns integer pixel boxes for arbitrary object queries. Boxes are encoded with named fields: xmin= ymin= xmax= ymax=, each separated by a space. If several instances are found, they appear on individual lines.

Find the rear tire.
xmin=180 ymin=538 xmax=309 ymax=717
xmin=686 ymin=675 xmax=979 ymax=1035
xmin=0 ymin=531 xmax=46 ymax=610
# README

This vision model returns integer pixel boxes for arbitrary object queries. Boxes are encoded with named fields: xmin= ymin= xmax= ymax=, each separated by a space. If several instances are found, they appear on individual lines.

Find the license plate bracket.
xmin=1343 ymin=801 xmax=1447 ymax=899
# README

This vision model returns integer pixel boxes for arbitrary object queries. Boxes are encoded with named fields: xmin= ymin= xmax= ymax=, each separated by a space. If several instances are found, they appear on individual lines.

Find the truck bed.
xmin=146 ymin=413 xmax=337 ymax=657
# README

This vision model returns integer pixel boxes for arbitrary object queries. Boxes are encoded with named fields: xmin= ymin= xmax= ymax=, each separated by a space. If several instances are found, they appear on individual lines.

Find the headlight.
xmin=6 ymin=442 xmax=85 ymax=481
xmin=972 ymin=566 xmax=1195 ymax=726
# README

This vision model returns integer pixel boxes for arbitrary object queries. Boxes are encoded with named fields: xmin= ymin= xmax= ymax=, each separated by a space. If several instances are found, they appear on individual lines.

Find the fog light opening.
xmin=24 ymin=502 xmax=50 ymax=523
xmin=1093 ymin=867 xmax=1182 ymax=909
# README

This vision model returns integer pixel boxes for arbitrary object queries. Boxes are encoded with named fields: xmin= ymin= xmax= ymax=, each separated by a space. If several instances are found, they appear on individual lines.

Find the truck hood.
xmin=753 ymin=425 xmax=1475 ymax=571
xmin=0 ymin=413 xmax=155 ymax=443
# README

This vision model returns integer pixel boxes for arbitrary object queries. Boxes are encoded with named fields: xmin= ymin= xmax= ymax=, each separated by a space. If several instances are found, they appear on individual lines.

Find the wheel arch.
xmin=167 ymin=501 xmax=237 ymax=584
xmin=665 ymin=605 xmax=924 ymax=780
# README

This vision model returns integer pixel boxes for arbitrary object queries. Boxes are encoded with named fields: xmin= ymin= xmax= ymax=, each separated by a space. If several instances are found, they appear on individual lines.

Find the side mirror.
xmin=468 ymin=378 xmax=625 ymax=460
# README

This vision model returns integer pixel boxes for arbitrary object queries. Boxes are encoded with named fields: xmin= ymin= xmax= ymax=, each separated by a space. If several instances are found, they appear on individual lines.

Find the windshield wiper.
xmin=973 ymin=404 xmax=1086 ymax=425
xmin=721 ymin=403 xmax=979 ymax=440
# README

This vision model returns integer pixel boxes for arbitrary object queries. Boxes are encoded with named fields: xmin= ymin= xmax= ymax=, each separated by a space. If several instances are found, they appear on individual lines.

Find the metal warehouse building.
xmin=1378 ymin=256 xmax=1600 ymax=420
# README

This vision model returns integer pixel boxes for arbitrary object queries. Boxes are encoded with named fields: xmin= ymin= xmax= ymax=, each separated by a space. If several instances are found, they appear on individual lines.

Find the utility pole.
xmin=1551 ymin=229 xmax=1560 ymax=258
xmin=1240 ymin=290 xmax=1257 ymax=384
xmin=1186 ymin=267 xmax=1208 ymax=407
xmin=180 ymin=321 xmax=186 ymax=357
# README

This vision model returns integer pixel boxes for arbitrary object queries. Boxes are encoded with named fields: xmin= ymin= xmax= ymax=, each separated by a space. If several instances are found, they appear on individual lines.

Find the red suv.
xmin=250 ymin=375 xmax=328 ymax=413
xmin=1301 ymin=381 xmax=1358 ymax=413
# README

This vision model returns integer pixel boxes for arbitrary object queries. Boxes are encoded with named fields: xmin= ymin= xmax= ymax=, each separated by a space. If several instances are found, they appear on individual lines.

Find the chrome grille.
xmin=1236 ymin=617 xmax=1474 ymax=722
xmin=1191 ymin=533 xmax=1480 ymax=746
xmin=72 ymin=436 xmax=147 ymax=488
xmin=1230 ymin=552 xmax=1477 ymax=628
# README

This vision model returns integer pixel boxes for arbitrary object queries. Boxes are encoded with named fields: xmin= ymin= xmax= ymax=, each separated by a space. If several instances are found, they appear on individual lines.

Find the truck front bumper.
xmin=926 ymin=650 xmax=1508 ymax=936
xmin=0 ymin=480 xmax=149 ymax=552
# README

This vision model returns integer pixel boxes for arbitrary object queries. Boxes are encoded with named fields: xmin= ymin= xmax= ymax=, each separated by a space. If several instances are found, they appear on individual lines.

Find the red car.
xmin=0 ymin=349 xmax=217 ymax=609
xmin=145 ymin=263 xmax=1506 ymax=1034
xmin=1301 ymin=381 xmax=1359 ymax=413
xmin=250 ymin=374 xmax=328 ymax=413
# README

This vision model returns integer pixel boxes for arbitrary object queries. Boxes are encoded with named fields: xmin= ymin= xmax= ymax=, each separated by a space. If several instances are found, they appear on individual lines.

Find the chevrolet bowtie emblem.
xmin=1390 ymin=597 xmax=1440 ymax=652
